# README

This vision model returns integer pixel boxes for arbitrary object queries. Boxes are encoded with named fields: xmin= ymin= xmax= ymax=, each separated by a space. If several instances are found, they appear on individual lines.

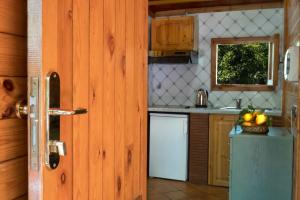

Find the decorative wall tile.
xmin=149 ymin=8 xmax=284 ymax=109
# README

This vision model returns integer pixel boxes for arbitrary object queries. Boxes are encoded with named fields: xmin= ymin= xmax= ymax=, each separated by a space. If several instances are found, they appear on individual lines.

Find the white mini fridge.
xmin=149 ymin=113 xmax=188 ymax=181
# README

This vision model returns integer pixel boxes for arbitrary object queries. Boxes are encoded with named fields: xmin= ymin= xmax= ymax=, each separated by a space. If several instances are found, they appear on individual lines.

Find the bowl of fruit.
xmin=237 ymin=105 xmax=272 ymax=134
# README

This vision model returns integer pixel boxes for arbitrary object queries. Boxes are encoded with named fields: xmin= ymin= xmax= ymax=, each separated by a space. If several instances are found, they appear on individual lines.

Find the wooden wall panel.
xmin=0 ymin=77 xmax=27 ymax=119
xmin=0 ymin=119 xmax=27 ymax=162
xmin=284 ymin=0 xmax=300 ymax=199
xmin=189 ymin=113 xmax=209 ymax=185
xmin=0 ymin=1 xmax=27 ymax=199
xmin=0 ymin=34 xmax=26 ymax=77
xmin=153 ymin=1 xmax=283 ymax=17
xmin=286 ymin=0 xmax=300 ymax=46
xmin=14 ymin=195 xmax=28 ymax=200
xmin=0 ymin=157 xmax=27 ymax=199
xmin=0 ymin=0 xmax=26 ymax=36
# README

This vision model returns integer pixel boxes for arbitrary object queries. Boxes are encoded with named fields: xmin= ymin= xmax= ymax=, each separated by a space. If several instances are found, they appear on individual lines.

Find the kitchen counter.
xmin=229 ymin=126 xmax=293 ymax=200
xmin=229 ymin=126 xmax=291 ymax=137
xmin=148 ymin=106 xmax=282 ymax=116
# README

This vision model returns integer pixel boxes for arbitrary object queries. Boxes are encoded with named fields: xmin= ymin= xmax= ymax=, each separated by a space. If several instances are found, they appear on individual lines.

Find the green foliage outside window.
xmin=217 ymin=43 xmax=269 ymax=85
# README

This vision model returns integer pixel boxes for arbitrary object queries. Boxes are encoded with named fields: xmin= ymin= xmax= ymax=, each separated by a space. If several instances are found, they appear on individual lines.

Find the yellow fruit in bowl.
xmin=256 ymin=114 xmax=267 ymax=125
xmin=242 ymin=122 xmax=253 ymax=127
xmin=253 ymin=110 xmax=262 ymax=117
xmin=243 ymin=113 xmax=253 ymax=122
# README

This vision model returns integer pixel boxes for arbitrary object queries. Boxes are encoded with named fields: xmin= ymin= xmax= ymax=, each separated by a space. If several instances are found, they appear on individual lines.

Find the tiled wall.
xmin=149 ymin=8 xmax=284 ymax=109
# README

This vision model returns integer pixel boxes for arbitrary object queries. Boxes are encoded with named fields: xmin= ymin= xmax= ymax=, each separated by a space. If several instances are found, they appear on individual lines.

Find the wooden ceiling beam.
xmin=149 ymin=0 xmax=214 ymax=6
xmin=149 ymin=1 xmax=283 ymax=17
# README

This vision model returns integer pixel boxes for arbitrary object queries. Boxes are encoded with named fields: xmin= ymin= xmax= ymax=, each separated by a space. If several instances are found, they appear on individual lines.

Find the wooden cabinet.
xmin=208 ymin=114 xmax=238 ymax=187
xmin=151 ymin=16 xmax=196 ymax=51
xmin=189 ymin=113 xmax=209 ymax=185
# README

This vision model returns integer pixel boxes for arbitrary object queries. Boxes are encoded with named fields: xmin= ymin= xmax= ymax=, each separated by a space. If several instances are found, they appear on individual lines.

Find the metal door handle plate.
xmin=45 ymin=71 xmax=88 ymax=169
xmin=48 ymin=108 xmax=87 ymax=116
xmin=15 ymin=72 xmax=88 ymax=170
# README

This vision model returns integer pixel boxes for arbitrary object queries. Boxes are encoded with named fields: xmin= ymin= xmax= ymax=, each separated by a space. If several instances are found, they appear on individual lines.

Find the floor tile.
xmin=148 ymin=178 xmax=228 ymax=200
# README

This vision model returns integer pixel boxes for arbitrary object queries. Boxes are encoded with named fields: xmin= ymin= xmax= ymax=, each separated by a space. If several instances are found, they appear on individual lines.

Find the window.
xmin=211 ymin=34 xmax=279 ymax=91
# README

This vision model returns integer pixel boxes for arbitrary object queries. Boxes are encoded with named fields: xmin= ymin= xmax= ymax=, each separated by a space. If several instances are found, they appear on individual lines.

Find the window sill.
xmin=211 ymin=84 xmax=275 ymax=91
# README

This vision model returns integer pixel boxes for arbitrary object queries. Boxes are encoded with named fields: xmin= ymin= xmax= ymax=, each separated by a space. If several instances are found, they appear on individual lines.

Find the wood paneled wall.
xmin=0 ymin=0 xmax=27 ymax=199
xmin=189 ymin=113 xmax=209 ymax=185
xmin=283 ymin=0 xmax=300 ymax=199
xmin=283 ymin=0 xmax=300 ymax=125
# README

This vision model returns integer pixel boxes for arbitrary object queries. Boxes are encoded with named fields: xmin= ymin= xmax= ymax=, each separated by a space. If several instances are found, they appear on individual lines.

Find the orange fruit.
xmin=253 ymin=110 xmax=263 ymax=117
xmin=243 ymin=113 xmax=253 ymax=122
xmin=256 ymin=114 xmax=267 ymax=125
xmin=242 ymin=122 xmax=253 ymax=127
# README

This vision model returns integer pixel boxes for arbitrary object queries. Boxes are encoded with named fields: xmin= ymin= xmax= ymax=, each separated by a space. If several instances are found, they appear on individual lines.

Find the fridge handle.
xmin=183 ymin=119 xmax=188 ymax=136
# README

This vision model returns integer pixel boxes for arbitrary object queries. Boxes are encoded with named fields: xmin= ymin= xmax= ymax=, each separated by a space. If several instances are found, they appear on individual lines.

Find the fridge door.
xmin=149 ymin=113 xmax=188 ymax=181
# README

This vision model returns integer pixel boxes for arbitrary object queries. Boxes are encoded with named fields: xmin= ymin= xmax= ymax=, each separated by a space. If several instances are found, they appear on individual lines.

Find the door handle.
xmin=48 ymin=108 xmax=87 ymax=116
xmin=15 ymin=72 xmax=88 ymax=169
xmin=45 ymin=71 xmax=88 ymax=169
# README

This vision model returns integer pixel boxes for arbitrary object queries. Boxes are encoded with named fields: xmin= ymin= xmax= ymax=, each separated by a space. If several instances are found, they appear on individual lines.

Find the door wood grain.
xmin=28 ymin=0 xmax=148 ymax=199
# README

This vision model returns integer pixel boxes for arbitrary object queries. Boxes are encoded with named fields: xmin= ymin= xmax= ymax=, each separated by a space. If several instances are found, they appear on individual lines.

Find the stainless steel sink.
xmin=219 ymin=106 xmax=241 ymax=110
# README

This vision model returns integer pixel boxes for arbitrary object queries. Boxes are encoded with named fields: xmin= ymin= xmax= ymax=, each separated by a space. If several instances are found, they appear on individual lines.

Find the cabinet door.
xmin=209 ymin=114 xmax=238 ymax=187
xmin=151 ymin=16 xmax=194 ymax=51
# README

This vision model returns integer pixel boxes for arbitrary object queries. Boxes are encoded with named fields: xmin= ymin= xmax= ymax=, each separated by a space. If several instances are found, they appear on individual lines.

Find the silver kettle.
xmin=195 ymin=88 xmax=208 ymax=108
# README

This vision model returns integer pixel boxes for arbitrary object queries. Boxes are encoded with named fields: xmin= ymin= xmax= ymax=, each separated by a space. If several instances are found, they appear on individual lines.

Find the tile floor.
xmin=148 ymin=178 xmax=228 ymax=200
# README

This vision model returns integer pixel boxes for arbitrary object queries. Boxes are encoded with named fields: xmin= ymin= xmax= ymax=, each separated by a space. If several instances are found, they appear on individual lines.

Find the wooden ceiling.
xmin=149 ymin=0 xmax=284 ymax=16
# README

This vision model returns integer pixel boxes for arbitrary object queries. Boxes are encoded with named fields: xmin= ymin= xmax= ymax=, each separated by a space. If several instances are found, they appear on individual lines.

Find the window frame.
xmin=211 ymin=34 xmax=280 ymax=91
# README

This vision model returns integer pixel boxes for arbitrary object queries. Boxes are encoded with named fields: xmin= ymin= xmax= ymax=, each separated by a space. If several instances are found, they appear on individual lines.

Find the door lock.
xmin=45 ymin=71 xmax=87 ymax=169
xmin=49 ymin=141 xmax=67 ymax=156
xmin=15 ymin=72 xmax=88 ymax=170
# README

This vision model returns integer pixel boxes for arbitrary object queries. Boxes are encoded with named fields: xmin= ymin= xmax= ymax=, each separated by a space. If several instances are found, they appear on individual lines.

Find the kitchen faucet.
xmin=234 ymin=98 xmax=242 ymax=109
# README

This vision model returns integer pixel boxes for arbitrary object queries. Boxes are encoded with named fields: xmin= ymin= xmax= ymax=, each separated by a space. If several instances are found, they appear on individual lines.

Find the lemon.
xmin=242 ymin=122 xmax=253 ymax=127
xmin=256 ymin=114 xmax=267 ymax=125
xmin=243 ymin=113 xmax=253 ymax=122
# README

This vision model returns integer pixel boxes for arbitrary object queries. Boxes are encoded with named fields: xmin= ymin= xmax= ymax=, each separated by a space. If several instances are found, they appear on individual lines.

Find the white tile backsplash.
xmin=148 ymin=8 xmax=284 ymax=109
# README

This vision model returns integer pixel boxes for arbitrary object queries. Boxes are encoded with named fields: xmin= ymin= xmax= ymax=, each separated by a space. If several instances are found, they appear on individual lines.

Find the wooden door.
xmin=28 ymin=0 xmax=147 ymax=199
xmin=208 ymin=114 xmax=238 ymax=187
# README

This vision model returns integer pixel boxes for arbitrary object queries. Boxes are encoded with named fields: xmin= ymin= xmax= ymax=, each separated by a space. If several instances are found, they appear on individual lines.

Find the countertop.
xmin=229 ymin=126 xmax=292 ymax=137
xmin=148 ymin=106 xmax=282 ymax=116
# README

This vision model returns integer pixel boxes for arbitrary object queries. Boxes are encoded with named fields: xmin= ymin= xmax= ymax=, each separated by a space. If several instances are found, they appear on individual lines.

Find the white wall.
xmin=149 ymin=8 xmax=284 ymax=109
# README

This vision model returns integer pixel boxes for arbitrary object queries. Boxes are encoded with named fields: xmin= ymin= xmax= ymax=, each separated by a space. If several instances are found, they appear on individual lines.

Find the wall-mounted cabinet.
xmin=151 ymin=16 xmax=197 ymax=51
